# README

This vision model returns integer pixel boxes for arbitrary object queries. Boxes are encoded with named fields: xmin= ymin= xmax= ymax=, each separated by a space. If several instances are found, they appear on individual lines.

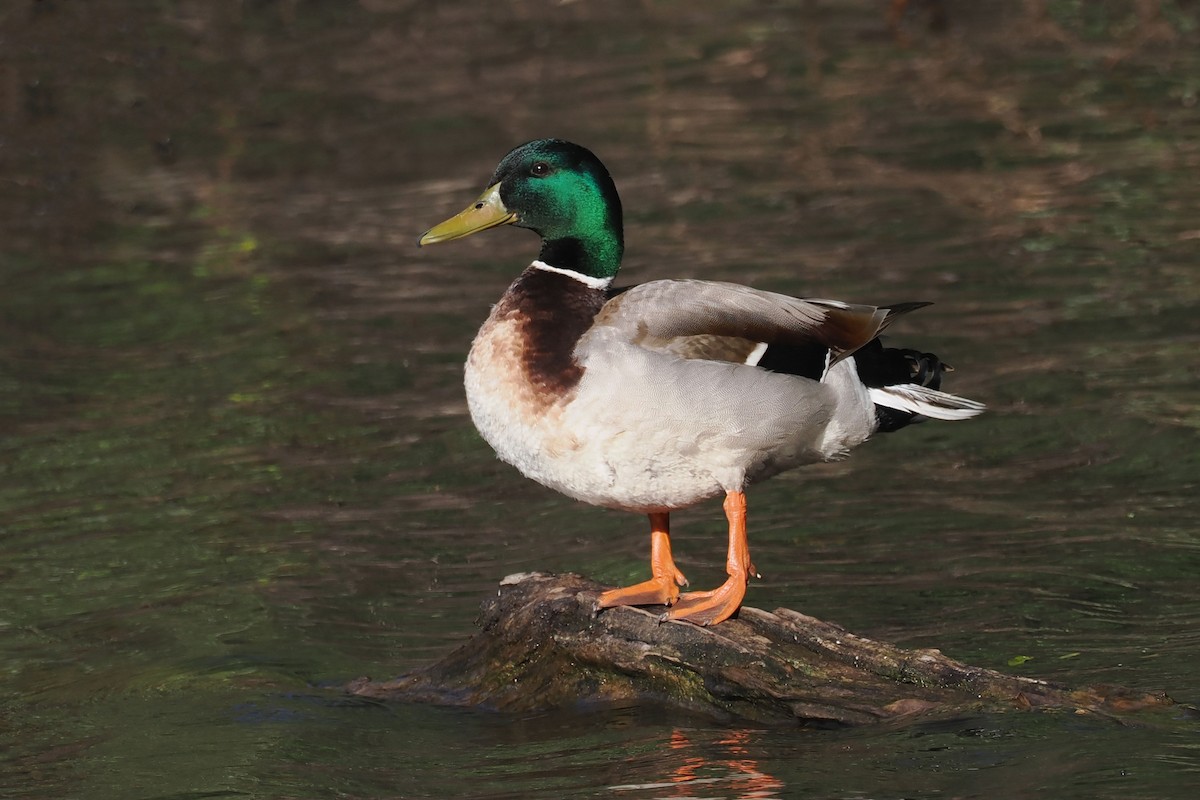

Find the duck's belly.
xmin=465 ymin=329 xmax=853 ymax=513
xmin=468 ymin=396 xmax=727 ymax=512
xmin=464 ymin=368 xmax=707 ymax=512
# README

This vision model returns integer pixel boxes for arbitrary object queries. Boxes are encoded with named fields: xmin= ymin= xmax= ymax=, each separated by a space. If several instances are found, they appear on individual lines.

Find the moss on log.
xmin=348 ymin=572 xmax=1178 ymax=726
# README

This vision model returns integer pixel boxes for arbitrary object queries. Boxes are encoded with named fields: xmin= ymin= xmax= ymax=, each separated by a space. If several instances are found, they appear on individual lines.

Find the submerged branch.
xmin=349 ymin=572 xmax=1178 ymax=726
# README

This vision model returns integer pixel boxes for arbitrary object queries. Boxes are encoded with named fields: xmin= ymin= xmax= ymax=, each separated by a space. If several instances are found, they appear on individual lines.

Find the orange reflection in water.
xmin=622 ymin=728 xmax=785 ymax=799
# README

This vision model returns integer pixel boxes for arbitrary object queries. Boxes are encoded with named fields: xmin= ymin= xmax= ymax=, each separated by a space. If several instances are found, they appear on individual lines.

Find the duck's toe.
xmin=660 ymin=575 xmax=747 ymax=626
xmin=596 ymin=573 xmax=683 ymax=610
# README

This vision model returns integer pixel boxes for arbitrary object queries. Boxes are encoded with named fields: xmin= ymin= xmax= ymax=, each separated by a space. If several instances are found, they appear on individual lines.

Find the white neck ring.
xmin=531 ymin=260 xmax=613 ymax=290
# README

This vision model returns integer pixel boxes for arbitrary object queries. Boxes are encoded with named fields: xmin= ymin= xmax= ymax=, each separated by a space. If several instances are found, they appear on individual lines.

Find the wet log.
xmin=348 ymin=572 xmax=1179 ymax=726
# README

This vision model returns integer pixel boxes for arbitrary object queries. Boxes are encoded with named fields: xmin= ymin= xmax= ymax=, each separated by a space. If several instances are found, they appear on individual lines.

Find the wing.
xmin=595 ymin=279 xmax=890 ymax=366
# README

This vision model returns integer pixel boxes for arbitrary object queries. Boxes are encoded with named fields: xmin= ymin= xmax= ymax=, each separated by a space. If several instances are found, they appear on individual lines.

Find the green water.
xmin=2 ymin=1 xmax=1198 ymax=797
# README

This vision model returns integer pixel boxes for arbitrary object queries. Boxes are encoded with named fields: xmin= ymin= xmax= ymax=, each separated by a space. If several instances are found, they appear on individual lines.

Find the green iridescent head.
xmin=419 ymin=139 xmax=624 ymax=280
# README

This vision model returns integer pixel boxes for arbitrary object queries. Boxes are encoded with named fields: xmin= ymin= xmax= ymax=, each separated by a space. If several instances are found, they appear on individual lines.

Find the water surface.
xmin=2 ymin=1 xmax=1198 ymax=798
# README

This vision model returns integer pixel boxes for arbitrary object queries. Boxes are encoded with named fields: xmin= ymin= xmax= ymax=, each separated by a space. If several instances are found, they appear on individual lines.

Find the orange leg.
xmin=665 ymin=491 xmax=752 ymax=626
xmin=596 ymin=512 xmax=689 ymax=609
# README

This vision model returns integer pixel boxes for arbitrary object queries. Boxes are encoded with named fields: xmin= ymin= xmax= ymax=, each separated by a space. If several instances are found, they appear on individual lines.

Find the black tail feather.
xmin=853 ymin=338 xmax=953 ymax=432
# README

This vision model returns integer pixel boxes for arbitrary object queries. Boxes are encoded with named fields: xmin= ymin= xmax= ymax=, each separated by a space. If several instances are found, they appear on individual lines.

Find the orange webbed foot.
xmin=661 ymin=573 xmax=747 ymax=626
xmin=594 ymin=514 xmax=687 ymax=612
xmin=595 ymin=569 xmax=687 ymax=610
xmin=663 ymin=490 xmax=753 ymax=626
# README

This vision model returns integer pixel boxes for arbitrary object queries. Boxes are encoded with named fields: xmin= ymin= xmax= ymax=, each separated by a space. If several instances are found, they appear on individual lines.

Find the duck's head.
xmin=419 ymin=139 xmax=624 ymax=280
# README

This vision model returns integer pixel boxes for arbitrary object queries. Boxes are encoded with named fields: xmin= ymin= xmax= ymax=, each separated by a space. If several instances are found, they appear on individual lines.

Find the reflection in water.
xmin=611 ymin=729 xmax=784 ymax=800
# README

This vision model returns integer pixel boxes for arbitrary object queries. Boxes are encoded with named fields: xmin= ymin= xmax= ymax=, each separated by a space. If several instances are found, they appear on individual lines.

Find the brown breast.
xmin=473 ymin=266 xmax=608 ymax=410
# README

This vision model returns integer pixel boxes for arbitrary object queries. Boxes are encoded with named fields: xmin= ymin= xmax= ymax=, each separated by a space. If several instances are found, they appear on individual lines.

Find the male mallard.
xmin=419 ymin=139 xmax=983 ymax=626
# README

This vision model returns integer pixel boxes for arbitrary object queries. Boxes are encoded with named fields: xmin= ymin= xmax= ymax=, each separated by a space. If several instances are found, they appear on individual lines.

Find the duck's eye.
xmin=530 ymin=161 xmax=551 ymax=177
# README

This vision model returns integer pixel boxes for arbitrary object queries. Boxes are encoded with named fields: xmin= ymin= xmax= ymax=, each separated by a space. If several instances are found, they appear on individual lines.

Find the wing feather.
xmin=595 ymin=280 xmax=887 ymax=364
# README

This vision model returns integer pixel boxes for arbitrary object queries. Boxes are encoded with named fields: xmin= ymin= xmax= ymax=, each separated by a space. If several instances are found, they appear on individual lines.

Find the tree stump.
xmin=348 ymin=572 xmax=1179 ymax=726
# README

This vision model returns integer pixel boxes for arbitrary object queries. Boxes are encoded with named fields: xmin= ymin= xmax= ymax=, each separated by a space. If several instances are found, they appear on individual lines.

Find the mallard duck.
xmin=419 ymin=139 xmax=983 ymax=626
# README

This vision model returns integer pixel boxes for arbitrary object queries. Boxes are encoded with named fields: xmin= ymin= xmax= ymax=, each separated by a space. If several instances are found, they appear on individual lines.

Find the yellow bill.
xmin=418 ymin=183 xmax=517 ymax=246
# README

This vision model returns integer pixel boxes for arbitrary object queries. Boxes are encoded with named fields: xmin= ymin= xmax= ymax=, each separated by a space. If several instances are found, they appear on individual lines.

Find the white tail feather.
xmin=869 ymin=384 xmax=986 ymax=421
